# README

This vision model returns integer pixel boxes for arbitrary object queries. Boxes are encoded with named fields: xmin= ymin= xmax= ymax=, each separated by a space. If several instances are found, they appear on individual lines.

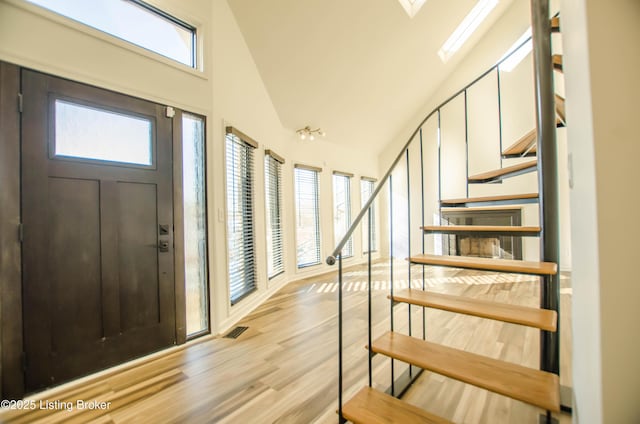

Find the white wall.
xmin=213 ymin=0 xmax=379 ymax=332
xmin=0 ymin=0 xmax=380 ymax=343
xmin=562 ymin=0 xmax=640 ymax=422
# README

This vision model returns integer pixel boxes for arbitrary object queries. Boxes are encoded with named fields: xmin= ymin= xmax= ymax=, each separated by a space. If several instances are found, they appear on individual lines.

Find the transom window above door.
xmin=25 ymin=0 xmax=197 ymax=68
xmin=53 ymin=98 xmax=154 ymax=166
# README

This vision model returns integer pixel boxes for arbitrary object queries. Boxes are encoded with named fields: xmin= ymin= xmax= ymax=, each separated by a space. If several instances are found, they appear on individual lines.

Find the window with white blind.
xmin=361 ymin=178 xmax=377 ymax=253
xmin=333 ymin=172 xmax=353 ymax=258
xmin=264 ymin=150 xmax=284 ymax=279
xmin=225 ymin=127 xmax=257 ymax=304
xmin=294 ymin=165 xmax=321 ymax=268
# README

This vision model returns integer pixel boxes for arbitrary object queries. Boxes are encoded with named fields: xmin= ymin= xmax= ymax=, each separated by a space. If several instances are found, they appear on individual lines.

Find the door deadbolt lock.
xmin=158 ymin=240 xmax=169 ymax=252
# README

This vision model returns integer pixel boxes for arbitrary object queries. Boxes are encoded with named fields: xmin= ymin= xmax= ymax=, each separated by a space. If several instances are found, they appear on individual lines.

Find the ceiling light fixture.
xmin=498 ymin=27 xmax=532 ymax=72
xmin=296 ymin=126 xmax=325 ymax=141
xmin=438 ymin=0 xmax=499 ymax=63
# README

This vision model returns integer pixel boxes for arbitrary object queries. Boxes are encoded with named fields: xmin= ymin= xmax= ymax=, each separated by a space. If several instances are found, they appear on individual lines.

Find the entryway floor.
xmin=1 ymin=260 xmax=572 ymax=423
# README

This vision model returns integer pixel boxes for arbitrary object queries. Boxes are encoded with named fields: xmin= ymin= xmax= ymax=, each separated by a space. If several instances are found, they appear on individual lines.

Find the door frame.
xmin=0 ymin=62 xmax=210 ymax=398
xmin=0 ymin=62 xmax=24 ymax=400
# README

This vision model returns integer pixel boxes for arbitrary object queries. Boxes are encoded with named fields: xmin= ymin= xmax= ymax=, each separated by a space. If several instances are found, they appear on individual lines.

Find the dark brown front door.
xmin=21 ymin=70 xmax=176 ymax=392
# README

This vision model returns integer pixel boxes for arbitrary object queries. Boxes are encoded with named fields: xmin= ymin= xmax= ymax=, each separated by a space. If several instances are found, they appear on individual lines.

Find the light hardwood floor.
xmin=0 ymin=260 xmax=572 ymax=423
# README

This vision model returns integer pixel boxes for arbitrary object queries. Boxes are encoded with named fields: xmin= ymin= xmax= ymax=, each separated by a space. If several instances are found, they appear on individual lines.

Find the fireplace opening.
xmin=441 ymin=208 xmax=523 ymax=260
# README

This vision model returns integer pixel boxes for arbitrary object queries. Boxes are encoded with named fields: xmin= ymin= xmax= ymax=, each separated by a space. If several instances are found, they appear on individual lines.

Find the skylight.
xmin=498 ymin=27 xmax=532 ymax=72
xmin=397 ymin=0 xmax=428 ymax=18
xmin=438 ymin=0 xmax=499 ymax=63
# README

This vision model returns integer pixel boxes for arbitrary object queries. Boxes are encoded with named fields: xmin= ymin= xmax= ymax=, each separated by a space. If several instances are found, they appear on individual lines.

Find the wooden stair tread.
xmin=342 ymin=386 xmax=453 ymax=424
xmin=551 ymin=16 xmax=560 ymax=32
xmin=502 ymin=129 xmax=537 ymax=157
xmin=409 ymin=253 xmax=557 ymax=276
xmin=440 ymin=205 xmax=523 ymax=212
xmin=392 ymin=289 xmax=557 ymax=331
xmin=422 ymin=225 xmax=540 ymax=236
xmin=468 ymin=160 xmax=537 ymax=183
xmin=555 ymin=94 xmax=566 ymax=124
xmin=553 ymin=54 xmax=563 ymax=72
xmin=440 ymin=192 xmax=538 ymax=206
xmin=371 ymin=332 xmax=560 ymax=412
xmin=502 ymin=96 xmax=565 ymax=157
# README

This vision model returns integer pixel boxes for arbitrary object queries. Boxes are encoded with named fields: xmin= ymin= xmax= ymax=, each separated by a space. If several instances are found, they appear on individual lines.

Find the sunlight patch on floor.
xmin=309 ymin=274 xmax=542 ymax=293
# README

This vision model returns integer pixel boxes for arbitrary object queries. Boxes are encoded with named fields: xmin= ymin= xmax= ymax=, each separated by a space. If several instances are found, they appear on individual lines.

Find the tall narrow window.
xmin=182 ymin=113 xmax=208 ymax=336
xmin=264 ymin=150 xmax=284 ymax=279
xmin=294 ymin=165 xmax=321 ymax=268
xmin=225 ymin=127 xmax=257 ymax=304
xmin=361 ymin=178 xmax=377 ymax=253
xmin=333 ymin=172 xmax=353 ymax=258
xmin=26 ymin=0 xmax=197 ymax=68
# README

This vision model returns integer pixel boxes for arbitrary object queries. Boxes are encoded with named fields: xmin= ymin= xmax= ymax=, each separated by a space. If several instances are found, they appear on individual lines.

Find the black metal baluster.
xmin=406 ymin=149 xmax=412 ymax=378
xmin=420 ymin=127 xmax=426 ymax=340
xmin=464 ymin=89 xmax=469 ymax=198
xmin=389 ymin=175 xmax=395 ymax=396
xmin=338 ymin=253 xmax=345 ymax=423
xmin=367 ymin=210 xmax=373 ymax=388
xmin=437 ymin=109 xmax=443 ymax=249
xmin=497 ymin=68 xmax=504 ymax=168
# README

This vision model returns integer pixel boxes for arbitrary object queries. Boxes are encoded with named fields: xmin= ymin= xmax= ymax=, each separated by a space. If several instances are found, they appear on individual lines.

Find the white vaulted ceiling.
xmin=227 ymin=0 xmax=516 ymax=153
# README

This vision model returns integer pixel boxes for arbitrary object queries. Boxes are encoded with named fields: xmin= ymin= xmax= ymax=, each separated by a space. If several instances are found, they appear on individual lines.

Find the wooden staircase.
xmin=337 ymin=7 xmax=565 ymax=424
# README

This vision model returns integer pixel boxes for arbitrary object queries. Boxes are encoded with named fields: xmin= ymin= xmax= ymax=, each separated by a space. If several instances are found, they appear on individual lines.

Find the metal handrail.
xmin=326 ymin=36 xmax=532 ymax=265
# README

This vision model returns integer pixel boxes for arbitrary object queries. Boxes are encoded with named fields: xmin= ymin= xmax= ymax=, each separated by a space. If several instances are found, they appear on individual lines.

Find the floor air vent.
xmin=224 ymin=326 xmax=248 ymax=339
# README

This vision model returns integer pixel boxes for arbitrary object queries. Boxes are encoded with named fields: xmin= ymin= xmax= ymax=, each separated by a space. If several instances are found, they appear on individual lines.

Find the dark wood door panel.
xmin=48 ymin=177 xmax=103 ymax=353
xmin=117 ymin=181 xmax=161 ymax=331
xmin=48 ymin=319 xmax=175 ymax=386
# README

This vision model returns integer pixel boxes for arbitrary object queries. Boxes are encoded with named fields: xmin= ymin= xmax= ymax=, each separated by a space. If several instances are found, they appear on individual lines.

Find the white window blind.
xmin=225 ymin=127 xmax=257 ymax=304
xmin=333 ymin=172 xmax=353 ymax=258
xmin=294 ymin=165 xmax=321 ymax=268
xmin=361 ymin=178 xmax=377 ymax=253
xmin=265 ymin=150 xmax=284 ymax=279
